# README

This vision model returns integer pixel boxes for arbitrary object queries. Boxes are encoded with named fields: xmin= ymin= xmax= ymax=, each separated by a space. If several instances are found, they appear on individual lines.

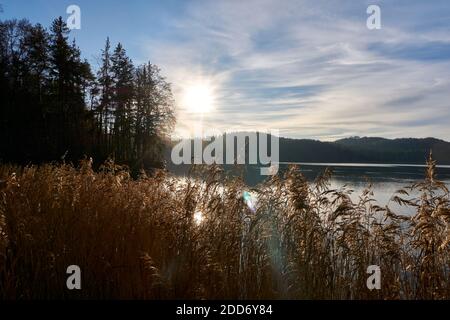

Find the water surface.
xmin=246 ymin=163 xmax=450 ymax=214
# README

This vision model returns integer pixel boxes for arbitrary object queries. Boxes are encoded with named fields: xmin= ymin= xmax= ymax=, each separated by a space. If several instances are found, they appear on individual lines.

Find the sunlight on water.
xmin=194 ymin=211 xmax=204 ymax=225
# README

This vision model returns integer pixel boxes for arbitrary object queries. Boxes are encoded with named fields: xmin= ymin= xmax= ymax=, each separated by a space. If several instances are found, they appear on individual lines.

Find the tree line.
xmin=0 ymin=17 xmax=175 ymax=171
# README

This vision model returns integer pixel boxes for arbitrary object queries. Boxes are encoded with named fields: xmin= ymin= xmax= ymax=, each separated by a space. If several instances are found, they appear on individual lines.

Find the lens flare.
xmin=243 ymin=191 xmax=257 ymax=213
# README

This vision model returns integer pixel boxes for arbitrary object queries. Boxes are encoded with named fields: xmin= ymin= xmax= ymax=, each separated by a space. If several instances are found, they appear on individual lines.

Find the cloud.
xmin=368 ymin=41 xmax=450 ymax=61
xmin=139 ymin=0 xmax=450 ymax=140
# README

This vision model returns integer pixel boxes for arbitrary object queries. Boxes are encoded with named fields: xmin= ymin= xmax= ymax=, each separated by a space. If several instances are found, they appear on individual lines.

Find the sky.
xmin=2 ymin=0 xmax=450 ymax=141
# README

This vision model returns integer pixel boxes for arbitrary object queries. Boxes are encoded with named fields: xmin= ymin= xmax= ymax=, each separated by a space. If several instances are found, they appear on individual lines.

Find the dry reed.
xmin=0 ymin=155 xmax=449 ymax=299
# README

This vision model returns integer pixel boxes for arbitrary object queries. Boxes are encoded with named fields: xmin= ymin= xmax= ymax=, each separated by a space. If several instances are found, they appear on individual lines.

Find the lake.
xmin=169 ymin=162 xmax=450 ymax=215
xmin=243 ymin=162 xmax=450 ymax=214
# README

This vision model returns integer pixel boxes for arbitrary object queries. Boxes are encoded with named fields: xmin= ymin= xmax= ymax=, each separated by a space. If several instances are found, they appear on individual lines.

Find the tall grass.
xmin=0 ymin=155 xmax=449 ymax=299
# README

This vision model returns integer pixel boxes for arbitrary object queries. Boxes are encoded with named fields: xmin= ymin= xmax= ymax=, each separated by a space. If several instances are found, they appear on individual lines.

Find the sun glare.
xmin=193 ymin=211 xmax=204 ymax=225
xmin=183 ymin=83 xmax=214 ymax=114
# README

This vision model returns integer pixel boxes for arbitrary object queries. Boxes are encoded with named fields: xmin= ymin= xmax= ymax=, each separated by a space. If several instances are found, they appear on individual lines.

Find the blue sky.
xmin=2 ymin=0 xmax=450 ymax=140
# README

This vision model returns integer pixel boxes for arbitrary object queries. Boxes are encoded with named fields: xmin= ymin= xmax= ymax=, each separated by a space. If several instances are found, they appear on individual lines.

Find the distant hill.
xmin=280 ymin=136 xmax=450 ymax=164
xmin=336 ymin=136 xmax=450 ymax=164
xmin=166 ymin=134 xmax=450 ymax=166
xmin=279 ymin=137 xmax=360 ymax=163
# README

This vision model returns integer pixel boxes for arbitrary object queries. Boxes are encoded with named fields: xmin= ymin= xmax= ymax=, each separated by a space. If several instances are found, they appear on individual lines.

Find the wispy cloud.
xmin=139 ymin=0 xmax=450 ymax=140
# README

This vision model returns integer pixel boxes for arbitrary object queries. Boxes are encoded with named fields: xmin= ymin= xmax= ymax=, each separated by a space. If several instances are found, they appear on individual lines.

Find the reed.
xmin=0 ymin=156 xmax=449 ymax=299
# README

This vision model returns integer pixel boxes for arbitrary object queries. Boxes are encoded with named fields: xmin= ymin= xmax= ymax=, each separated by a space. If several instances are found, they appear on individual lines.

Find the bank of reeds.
xmin=0 ymin=155 xmax=449 ymax=299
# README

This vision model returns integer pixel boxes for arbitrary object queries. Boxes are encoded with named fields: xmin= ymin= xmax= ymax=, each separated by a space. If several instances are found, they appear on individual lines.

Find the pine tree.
xmin=48 ymin=17 xmax=93 ymax=159
xmin=134 ymin=62 xmax=175 ymax=168
xmin=97 ymin=37 xmax=113 ymax=146
xmin=111 ymin=43 xmax=134 ymax=161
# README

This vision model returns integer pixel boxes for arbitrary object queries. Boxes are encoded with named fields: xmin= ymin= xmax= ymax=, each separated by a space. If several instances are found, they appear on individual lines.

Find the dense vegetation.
xmin=0 ymin=18 xmax=174 ymax=171
xmin=335 ymin=137 xmax=450 ymax=164
xmin=280 ymin=136 xmax=450 ymax=164
xmin=0 ymin=155 xmax=448 ymax=299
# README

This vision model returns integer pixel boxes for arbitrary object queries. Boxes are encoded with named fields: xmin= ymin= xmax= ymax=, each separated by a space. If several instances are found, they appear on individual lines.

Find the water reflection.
xmin=245 ymin=163 xmax=450 ymax=215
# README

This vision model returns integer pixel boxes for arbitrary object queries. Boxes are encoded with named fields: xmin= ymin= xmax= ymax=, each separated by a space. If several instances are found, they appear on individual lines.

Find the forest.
xmin=0 ymin=17 xmax=175 ymax=172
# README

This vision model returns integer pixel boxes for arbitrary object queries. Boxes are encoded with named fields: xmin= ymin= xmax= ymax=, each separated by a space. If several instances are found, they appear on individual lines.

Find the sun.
xmin=182 ymin=83 xmax=214 ymax=114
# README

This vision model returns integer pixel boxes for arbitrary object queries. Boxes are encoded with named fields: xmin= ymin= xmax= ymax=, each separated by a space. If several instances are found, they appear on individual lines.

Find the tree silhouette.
xmin=0 ymin=17 xmax=175 ymax=171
